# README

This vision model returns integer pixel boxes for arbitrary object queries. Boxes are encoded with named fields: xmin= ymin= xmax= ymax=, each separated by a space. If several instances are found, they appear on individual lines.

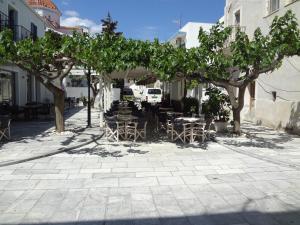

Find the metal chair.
xmin=171 ymin=120 xmax=192 ymax=144
xmin=0 ymin=117 xmax=11 ymax=141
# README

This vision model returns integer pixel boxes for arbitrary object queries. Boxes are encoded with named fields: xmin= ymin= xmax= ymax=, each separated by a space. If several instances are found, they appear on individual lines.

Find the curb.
xmin=0 ymin=133 xmax=105 ymax=168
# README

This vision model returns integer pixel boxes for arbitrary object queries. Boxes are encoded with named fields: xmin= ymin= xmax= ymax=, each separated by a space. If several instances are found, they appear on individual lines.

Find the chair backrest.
xmin=0 ymin=117 xmax=11 ymax=129
xmin=137 ymin=119 xmax=147 ymax=130
xmin=105 ymin=115 xmax=117 ymax=121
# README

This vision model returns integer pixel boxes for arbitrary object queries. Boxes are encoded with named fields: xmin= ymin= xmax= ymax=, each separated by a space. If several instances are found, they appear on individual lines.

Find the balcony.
xmin=0 ymin=11 xmax=33 ymax=41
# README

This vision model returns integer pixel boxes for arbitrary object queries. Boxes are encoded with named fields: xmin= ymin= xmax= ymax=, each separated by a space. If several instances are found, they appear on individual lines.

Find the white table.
xmin=176 ymin=117 xmax=203 ymax=123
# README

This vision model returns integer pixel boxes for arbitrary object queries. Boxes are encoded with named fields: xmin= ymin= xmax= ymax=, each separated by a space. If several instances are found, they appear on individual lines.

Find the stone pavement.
xmin=217 ymin=122 xmax=300 ymax=170
xmin=0 ymin=110 xmax=300 ymax=225
xmin=0 ymin=107 xmax=102 ymax=166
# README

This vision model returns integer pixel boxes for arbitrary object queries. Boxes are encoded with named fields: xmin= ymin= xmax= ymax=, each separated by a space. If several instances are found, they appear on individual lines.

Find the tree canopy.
xmin=0 ymin=10 xmax=299 ymax=134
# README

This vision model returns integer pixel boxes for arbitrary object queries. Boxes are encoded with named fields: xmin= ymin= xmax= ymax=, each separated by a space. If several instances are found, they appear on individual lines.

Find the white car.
xmin=141 ymin=88 xmax=162 ymax=104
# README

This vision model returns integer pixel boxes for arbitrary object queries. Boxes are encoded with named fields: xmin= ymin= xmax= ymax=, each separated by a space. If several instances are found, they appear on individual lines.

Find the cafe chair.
xmin=191 ymin=122 xmax=206 ymax=143
xmin=136 ymin=120 xmax=148 ymax=141
xmin=125 ymin=122 xmax=138 ymax=142
xmin=0 ymin=117 xmax=11 ymax=141
xmin=105 ymin=116 xmax=125 ymax=142
xmin=171 ymin=120 xmax=192 ymax=144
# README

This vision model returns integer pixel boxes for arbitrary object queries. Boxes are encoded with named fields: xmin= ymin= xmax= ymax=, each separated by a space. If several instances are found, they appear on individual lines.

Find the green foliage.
xmin=202 ymin=87 xmax=231 ymax=122
xmin=182 ymin=97 xmax=199 ymax=115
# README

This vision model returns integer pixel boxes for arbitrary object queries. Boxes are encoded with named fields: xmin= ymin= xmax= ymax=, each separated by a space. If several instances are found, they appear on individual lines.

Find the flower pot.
xmin=214 ymin=121 xmax=228 ymax=133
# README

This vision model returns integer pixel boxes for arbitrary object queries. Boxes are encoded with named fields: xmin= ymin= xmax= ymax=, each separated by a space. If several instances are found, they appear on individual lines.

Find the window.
xmin=31 ymin=23 xmax=37 ymax=41
xmin=148 ymin=89 xmax=162 ymax=95
xmin=234 ymin=10 xmax=241 ymax=26
xmin=270 ymin=0 xmax=280 ymax=13
xmin=123 ymin=89 xmax=133 ymax=96
xmin=0 ymin=73 xmax=15 ymax=104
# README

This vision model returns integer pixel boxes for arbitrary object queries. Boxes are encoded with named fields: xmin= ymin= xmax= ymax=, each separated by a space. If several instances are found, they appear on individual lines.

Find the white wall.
xmin=180 ymin=22 xmax=214 ymax=49
xmin=65 ymin=87 xmax=92 ymax=98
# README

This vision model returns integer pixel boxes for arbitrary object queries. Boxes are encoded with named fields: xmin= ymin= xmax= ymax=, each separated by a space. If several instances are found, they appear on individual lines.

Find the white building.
xmin=224 ymin=0 xmax=300 ymax=134
xmin=167 ymin=22 xmax=214 ymax=111
xmin=26 ymin=0 xmax=84 ymax=34
xmin=0 ymin=0 xmax=52 ymax=106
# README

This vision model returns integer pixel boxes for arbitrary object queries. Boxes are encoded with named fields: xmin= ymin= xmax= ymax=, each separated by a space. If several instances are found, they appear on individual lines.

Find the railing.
xmin=224 ymin=25 xmax=246 ymax=49
xmin=0 ymin=11 xmax=33 ymax=41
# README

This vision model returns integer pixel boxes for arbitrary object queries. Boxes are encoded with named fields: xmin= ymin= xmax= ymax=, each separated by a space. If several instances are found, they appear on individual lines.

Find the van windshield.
xmin=148 ymin=89 xmax=161 ymax=95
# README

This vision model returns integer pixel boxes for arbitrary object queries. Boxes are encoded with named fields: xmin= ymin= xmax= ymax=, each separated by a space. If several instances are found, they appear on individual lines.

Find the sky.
xmin=52 ymin=0 xmax=225 ymax=41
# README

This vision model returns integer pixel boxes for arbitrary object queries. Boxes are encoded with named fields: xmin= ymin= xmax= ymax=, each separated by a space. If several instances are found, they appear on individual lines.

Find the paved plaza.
xmin=0 ymin=108 xmax=300 ymax=225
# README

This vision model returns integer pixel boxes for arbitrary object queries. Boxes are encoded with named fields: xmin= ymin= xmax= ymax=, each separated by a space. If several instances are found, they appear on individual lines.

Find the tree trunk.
xmin=53 ymin=91 xmax=65 ymax=133
xmin=183 ymin=79 xmax=187 ymax=98
xmin=226 ymin=85 xmax=247 ymax=135
xmin=232 ymin=107 xmax=241 ymax=135
xmin=91 ymin=88 xmax=99 ymax=108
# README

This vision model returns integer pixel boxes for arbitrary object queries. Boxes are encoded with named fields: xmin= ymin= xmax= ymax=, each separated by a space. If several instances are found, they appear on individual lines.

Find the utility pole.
xmin=87 ymin=67 xmax=92 ymax=128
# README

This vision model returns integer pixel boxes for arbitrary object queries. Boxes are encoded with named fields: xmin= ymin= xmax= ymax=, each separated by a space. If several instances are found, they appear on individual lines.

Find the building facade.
xmin=224 ymin=0 xmax=300 ymax=134
xmin=0 ymin=0 xmax=52 ymax=106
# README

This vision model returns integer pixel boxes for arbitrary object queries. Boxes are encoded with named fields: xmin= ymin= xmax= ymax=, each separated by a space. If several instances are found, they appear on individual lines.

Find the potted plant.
xmin=80 ymin=96 xmax=88 ymax=106
xmin=182 ymin=97 xmax=199 ymax=116
xmin=202 ymin=87 xmax=231 ymax=132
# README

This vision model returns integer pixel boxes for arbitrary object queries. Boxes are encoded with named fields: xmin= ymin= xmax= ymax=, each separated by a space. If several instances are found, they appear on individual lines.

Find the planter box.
xmin=214 ymin=121 xmax=228 ymax=133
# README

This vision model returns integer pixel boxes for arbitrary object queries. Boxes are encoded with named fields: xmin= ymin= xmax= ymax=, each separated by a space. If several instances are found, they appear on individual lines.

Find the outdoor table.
xmin=117 ymin=115 xmax=138 ymax=122
xmin=176 ymin=117 xmax=202 ymax=123
xmin=118 ymin=106 xmax=132 ymax=110
xmin=159 ymin=107 xmax=174 ymax=112
xmin=167 ymin=112 xmax=183 ymax=117
xmin=117 ymin=110 xmax=132 ymax=115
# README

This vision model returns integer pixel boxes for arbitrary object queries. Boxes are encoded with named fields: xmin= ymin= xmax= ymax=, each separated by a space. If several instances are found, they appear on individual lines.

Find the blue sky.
xmin=52 ymin=0 xmax=225 ymax=41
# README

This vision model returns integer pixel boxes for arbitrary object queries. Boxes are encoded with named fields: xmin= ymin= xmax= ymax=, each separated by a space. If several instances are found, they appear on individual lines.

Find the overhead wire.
xmin=258 ymin=79 xmax=300 ymax=93
xmin=256 ymin=81 xmax=298 ymax=102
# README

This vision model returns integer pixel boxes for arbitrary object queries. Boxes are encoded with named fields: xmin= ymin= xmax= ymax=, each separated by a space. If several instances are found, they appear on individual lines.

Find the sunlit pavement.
xmin=0 ymin=108 xmax=300 ymax=225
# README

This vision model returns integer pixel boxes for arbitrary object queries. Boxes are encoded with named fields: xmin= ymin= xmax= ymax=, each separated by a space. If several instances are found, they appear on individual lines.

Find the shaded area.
xmin=286 ymin=102 xmax=300 ymax=135
xmin=4 ymin=210 xmax=300 ymax=225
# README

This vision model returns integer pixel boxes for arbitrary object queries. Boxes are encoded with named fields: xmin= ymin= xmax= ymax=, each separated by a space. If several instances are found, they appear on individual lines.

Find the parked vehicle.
xmin=122 ymin=88 xmax=135 ymax=101
xmin=141 ymin=88 xmax=162 ymax=104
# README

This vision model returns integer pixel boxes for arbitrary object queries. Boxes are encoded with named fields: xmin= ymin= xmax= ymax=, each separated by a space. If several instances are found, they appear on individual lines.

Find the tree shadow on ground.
xmin=10 ymin=210 xmax=300 ymax=225
xmin=218 ymin=122 xmax=298 ymax=150
xmin=4 ymin=107 xmax=85 ymax=144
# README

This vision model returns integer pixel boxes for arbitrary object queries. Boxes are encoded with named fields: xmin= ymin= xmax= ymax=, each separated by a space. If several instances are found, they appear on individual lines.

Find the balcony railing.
xmin=224 ymin=25 xmax=246 ymax=49
xmin=0 ymin=11 xmax=34 ymax=41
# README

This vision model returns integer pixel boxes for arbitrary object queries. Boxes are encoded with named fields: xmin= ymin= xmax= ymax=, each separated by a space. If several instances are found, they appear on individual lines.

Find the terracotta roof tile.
xmin=26 ymin=0 xmax=59 ymax=11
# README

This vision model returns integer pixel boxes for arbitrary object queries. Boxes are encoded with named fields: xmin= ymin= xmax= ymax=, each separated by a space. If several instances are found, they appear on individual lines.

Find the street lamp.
xmin=84 ymin=67 xmax=92 ymax=128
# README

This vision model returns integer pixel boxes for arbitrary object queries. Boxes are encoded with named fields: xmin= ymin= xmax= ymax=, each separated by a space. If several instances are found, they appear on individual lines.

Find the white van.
xmin=141 ymin=88 xmax=162 ymax=104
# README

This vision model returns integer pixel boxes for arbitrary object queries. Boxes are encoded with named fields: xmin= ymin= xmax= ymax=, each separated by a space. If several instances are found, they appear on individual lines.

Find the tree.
xmin=101 ymin=12 xmax=122 ymax=36
xmin=82 ymin=13 xmax=123 ymax=108
xmin=0 ymin=30 xmax=81 ymax=132
xmin=189 ymin=10 xmax=300 ymax=134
